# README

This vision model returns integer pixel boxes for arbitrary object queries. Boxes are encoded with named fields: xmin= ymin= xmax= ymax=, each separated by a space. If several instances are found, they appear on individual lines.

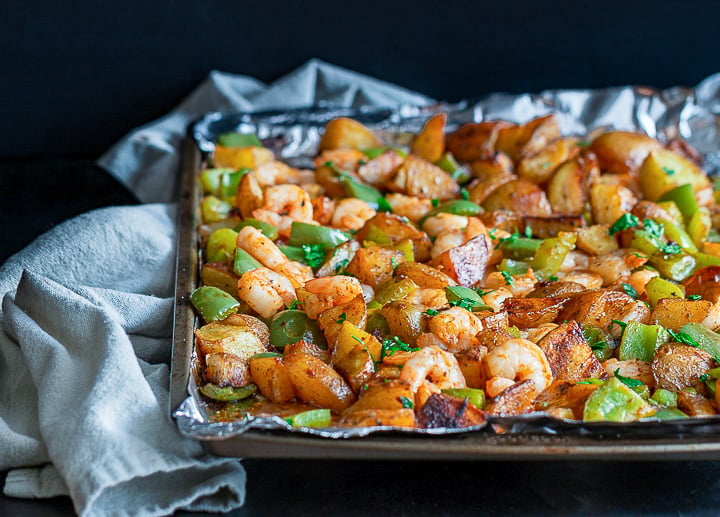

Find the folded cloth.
xmin=0 ymin=60 xmax=429 ymax=515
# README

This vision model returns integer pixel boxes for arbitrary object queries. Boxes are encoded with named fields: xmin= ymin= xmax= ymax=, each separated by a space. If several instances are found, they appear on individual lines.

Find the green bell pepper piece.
xmin=648 ymin=252 xmax=696 ymax=282
xmin=707 ymin=367 xmax=720 ymax=379
xmin=678 ymin=323 xmax=720 ymax=362
xmin=288 ymin=222 xmax=351 ymax=253
xmin=366 ymin=308 xmax=391 ymax=338
xmin=644 ymin=277 xmax=685 ymax=308
xmin=500 ymin=237 xmax=543 ymax=260
xmin=630 ymin=230 xmax=665 ymax=256
xmin=201 ymin=195 xmax=232 ymax=223
xmin=251 ymin=352 xmax=283 ymax=359
xmin=618 ymin=321 xmax=670 ymax=362
xmin=583 ymin=378 xmax=656 ymax=422
xmin=216 ymin=132 xmax=262 ymax=148
xmin=650 ymin=388 xmax=678 ymax=407
xmin=531 ymin=233 xmax=576 ymax=281
xmin=199 ymin=168 xmax=236 ymax=196
xmin=653 ymin=408 xmax=688 ymax=420
xmin=286 ymin=408 xmax=332 ymax=428
xmin=199 ymin=383 xmax=257 ymax=401
xmin=277 ymin=245 xmax=306 ymax=264
xmin=364 ymin=224 xmax=393 ymax=245
xmin=206 ymin=228 xmax=239 ymax=264
xmin=419 ymin=199 xmax=482 ymax=227
xmin=658 ymin=184 xmax=698 ymax=221
xmin=692 ymin=252 xmax=720 ymax=271
xmin=582 ymin=325 xmax=614 ymax=362
xmin=270 ymin=310 xmax=327 ymax=350
xmin=190 ymin=286 xmax=240 ymax=322
xmin=362 ymin=147 xmax=407 ymax=160
xmin=441 ymin=388 xmax=486 ymax=409
xmin=435 ymin=152 xmax=471 ymax=184
xmin=655 ymin=218 xmax=698 ymax=253
xmin=444 ymin=286 xmax=493 ymax=312
xmin=498 ymin=259 xmax=531 ymax=276
xmin=375 ymin=278 xmax=419 ymax=305
xmin=687 ymin=208 xmax=711 ymax=247
xmin=233 ymin=247 xmax=263 ymax=276
xmin=342 ymin=175 xmax=383 ymax=207
xmin=234 ymin=218 xmax=279 ymax=240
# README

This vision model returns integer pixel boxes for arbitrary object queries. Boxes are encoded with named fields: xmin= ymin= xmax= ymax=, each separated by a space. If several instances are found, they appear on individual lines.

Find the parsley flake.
xmin=614 ymin=369 xmax=643 ymax=388
xmin=608 ymin=213 xmax=640 ymax=235
xmin=380 ymin=336 xmax=419 ymax=361
xmin=424 ymin=308 xmax=439 ymax=316
xmin=501 ymin=271 xmax=515 ymax=287
xmin=549 ymin=275 xmax=559 ymax=282
xmin=488 ymin=228 xmax=498 ymax=239
xmin=576 ymin=141 xmax=591 ymax=147
xmin=662 ymin=242 xmax=682 ymax=255
xmin=611 ymin=320 xmax=627 ymax=333
xmin=590 ymin=342 xmax=607 ymax=352
xmin=400 ymin=396 xmax=414 ymax=409
xmin=644 ymin=219 xmax=664 ymax=239
xmin=377 ymin=197 xmax=393 ymax=213
xmin=390 ymin=257 xmax=398 ymax=270
xmin=449 ymin=297 xmax=477 ymax=310
xmin=460 ymin=188 xmax=469 ymax=200
xmin=301 ymin=243 xmax=325 ymax=268
xmin=334 ymin=258 xmax=350 ymax=273
xmin=662 ymin=166 xmax=676 ymax=176
xmin=688 ymin=295 xmax=702 ymax=301
xmin=336 ymin=312 xmax=347 ymax=324
xmin=431 ymin=198 xmax=440 ymax=207
xmin=524 ymin=226 xmax=533 ymax=238
xmin=668 ymin=329 xmax=699 ymax=347
xmin=700 ymin=374 xmax=710 ymax=383
xmin=284 ymin=300 xmax=300 ymax=310
xmin=621 ymin=283 xmax=639 ymax=299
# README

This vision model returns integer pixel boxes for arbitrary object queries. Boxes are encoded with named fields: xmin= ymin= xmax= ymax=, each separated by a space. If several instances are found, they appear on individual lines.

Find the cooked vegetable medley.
xmin=192 ymin=113 xmax=720 ymax=429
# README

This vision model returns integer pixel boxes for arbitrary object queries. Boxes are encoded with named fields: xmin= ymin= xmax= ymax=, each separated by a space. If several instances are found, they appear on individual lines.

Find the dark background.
xmin=2 ymin=1 xmax=720 ymax=515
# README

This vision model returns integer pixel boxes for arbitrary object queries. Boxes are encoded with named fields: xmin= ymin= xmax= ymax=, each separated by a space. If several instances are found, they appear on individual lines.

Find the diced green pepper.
xmin=687 ymin=208 xmax=712 ymax=247
xmin=366 ymin=309 xmax=391 ymax=338
xmin=678 ymin=323 xmax=720 ymax=362
xmin=655 ymin=218 xmax=698 ymax=253
xmin=617 ymin=321 xmax=670 ymax=362
xmin=375 ymin=278 xmax=419 ymax=305
xmin=199 ymin=383 xmax=257 ymax=401
xmin=201 ymin=195 xmax=232 ymax=223
xmin=692 ymin=252 xmax=720 ymax=271
xmin=498 ymin=259 xmax=531 ymax=276
xmin=342 ymin=175 xmax=383 ymax=207
xmin=251 ymin=352 xmax=283 ymax=359
xmin=288 ymin=222 xmax=351 ymax=252
xmin=531 ymin=233 xmax=576 ymax=281
xmin=277 ymin=245 xmax=306 ymax=264
xmin=630 ymin=230 xmax=665 ymax=256
xmin=708 ymin=367 xmax=720 ymax=379
xmin=206 ymin=228 xmax=239 ymax=263
xmin=435 ymin=152 xmax=471 ymax=184
xmin=190 ymin=286 xmax=240 ymax=322
xmin=234 ymin=218 xmax=279 ymax=240
xmin=644 ymin=277 xmax=685 ymax=308
xmin=419 ymin=200 xmax=482 ymax=227
xmin=233 ymin=247 xmax=262 ymax=276
xmin=582 ymin=325 xmax=614 ymax=362
xmin=362 ymin=147 xmax=407 ymax=160
xmin=286 ymin=408 xmax=332 ymax=428
xmin=364 ymin=224 xmax=393 ymax=245
xmin=651 ymin=388 xmax=678 ymax=407
xmin=441 ymin=388 xmax=486 ymax=409
xmin=648 ymin=252 xmax=696 ymax=282
xmin=199 ymin=168 xmax=235 ymax=196
xmin=270 ymin=310 xmax=327 ymax=350
xmin=583 ymin=378 xmax=656 ymax=422
xmin=658 ymin=184 xmax=698 ymax=221
xmin=500 ymin=237 xmax=543 ymax=260
xmin=216 ymin=132 xmax=262 ymax=148
xmin=653 ymin=408 xmax=688 ymax=420
xmin=444 ymin=286 xmax=492 ymax=312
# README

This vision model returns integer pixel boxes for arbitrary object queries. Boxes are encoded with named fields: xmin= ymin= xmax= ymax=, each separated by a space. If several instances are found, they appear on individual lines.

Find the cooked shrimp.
xmin=298 ymin=276 xmax=363 ymax=319
xmin=428 ymin=307 xmax=483 ymax=353
xmin=423 ymin=213 xmax=468 ymax=237
xmin=521 ymin=323 xmax=558 ymax=343
xmin=331 ymin=198 xmax=376 ymax=231
xmin=238 ymin=267 xmax=296 ymax=319
xmin=485 ymin=376 xmax=516 ymax=398
xmin=558 ymin=250 xmax=590 ymax=272
xmin=701 ymin=301 xmax=720 ymax=331
xmin=627 ymin=268 xmax=660 ymax=296
xmin=607 ymin=298 xmax=651 ymax=338
xmin=253 ymin=161 xmax=300 ymax=187
xmin=481 ymin=287 xmax=513 ymax=312
xmin=558 ymin=271 xmax=603 ymax=289
xmin=431 ymin=231 xmax=465 ymax=258
xmin=415 ymin=332 xmax=449 ymax=351
xmin=588 ymin=249 xmax=649 ymax=286
xmin=429 ymin=216 xmax=487 ymax=258
xmin=384 ymin=193 xmax=432 ymax=223
xmin=400 ymin=345 xmax=466 ymax=393
xmin=361 ymin=283 xmax=375 ymax=303
xmin=485 ymin=269 xmax=538 ymax=297
xmin=603 ymin=358 xmax=654 ymax=387
xmin=404 ymin=288 xmax=448 ymax=310
xmin=485 ymin=338 xmax=553 ymax=392
xmin=274 ymin=260 xmax=314 ymax=289
xmin=236 ymin=226 xmax=287 ymax=269
xmin=312 ymin=196 xmax=337 ymax=225
xmin=253 ymin=184 xmax=314 ymax=237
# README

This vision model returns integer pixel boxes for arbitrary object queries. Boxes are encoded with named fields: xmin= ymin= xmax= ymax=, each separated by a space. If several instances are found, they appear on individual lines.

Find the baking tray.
xmin=170 ymin=83 xmax=720 ymax=459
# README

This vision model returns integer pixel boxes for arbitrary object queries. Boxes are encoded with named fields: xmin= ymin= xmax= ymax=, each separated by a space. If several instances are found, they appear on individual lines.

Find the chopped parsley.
xmin=431 ymin=198 xmax=440 ymax=207
xmin=424 ymin=308 xmax=439 ymax=316
xmin=451 ymin=169 xmax=466 ymax=181
xmin=334 ymin=258 xmax=350 ymax=273
xmin=524 ymin=226 xmax=533 ymax=238
xmin=549 ymin=275 xmax=559 ymax=282
xmin=496 ymin=229 xmax=520 ymax=250
xmin=377 ymin=197 xmax=393 ymax=213
xmin=668 ymin=329 xmax=699 ymax=347
xmin=284 ymin=300 xmax=299 ymax=310
xmin=576 ymin=140 xmax=591 ymax=147
xmin=488 ymin=228 xmax=498 ymax=239
xmin=380 ymin=336 xmax=419 ymax=361
xmin=700 ymin=374 xmax=710 ymax=383
xmin=662 ymin=166 xmax=676 ymax=176
xmin=611 ymin=320 xmax=627 ymax=333
xmin=590 ymin=342 xmax=607 ymax=352
xmin=351 ymin=335 xmax=364 ymax=344
xmin=449 ymin=297 xmax=477 ymax=310
xmin=614 ymin=369 xmax=643 ymax=388
xmin=608 ymin=213 xmax=640 ymax=235
xmin=399 ymin=396 xmax=414 ymax=409
xmin=662 ymin=242 xmax=682 ymax=255
xmin=501 ymin=271 xmax=515 ymax=287
xmin=390 ymin=257 xmax=398 ymax=270
xmin=540 ymin=162 xmax=551 ymax=169
xmin=336 ymin=312 xmax=347 ymax=324
xmin=688 ymin=295 xmax=702 ymax=301
xmin=644 ymin=219 xmax=664 ymax=239
xmin=301 ymin=243 xmax=325 ymax=268
xmin=621 ymin=283 xmax=639 ymax=299
xmin=460 ymin=188 xmax=469 ymax=200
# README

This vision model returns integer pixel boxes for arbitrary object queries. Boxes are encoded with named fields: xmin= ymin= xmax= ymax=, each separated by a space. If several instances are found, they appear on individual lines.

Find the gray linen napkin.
xmin=0 ymin=60 xmax=430 ymax=516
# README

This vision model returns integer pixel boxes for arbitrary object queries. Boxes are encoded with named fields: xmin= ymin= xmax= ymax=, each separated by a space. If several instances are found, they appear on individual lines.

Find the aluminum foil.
xmin=176 ymin=74 xmax=720 ymax=440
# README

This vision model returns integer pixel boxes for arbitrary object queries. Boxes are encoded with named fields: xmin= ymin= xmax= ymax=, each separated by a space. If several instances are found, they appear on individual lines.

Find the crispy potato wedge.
xmin=683 ymin=266 xmax=720 ymax=303
xmin=394 ymin=261 xmax=458 ymax=288
xmin=475 ymin=328 xmax=515 ymax=350
xmin=557 ymin=290 xmax=650 ymax=332
xmin=521 ymin=215 xmax=586 ymax=239
xmin=235 ymin=172 xmax=264 ymax=218
xmin=339 ymin=408 xmax=416 ymax=427
xmin=416 ymin=393 xmax=486 ymax=428
xmin=283 ymin=352 xmax=356 ymax=414
xmin=445 ymin=121 xmax=509 ymax=162
xmin=650 ymin=298 xmax=713 ymax=331
xmin=411 ymin=113 xmax=446 ymax=163
xmin=214 ymin=145 xmax=274 ymax=170
xmin=479 ymin=210 xmax=524 ymax=233
xmin=485 ymin=379 xmax=537 ymax=416
xmin=575 ymin=225 xmax=619 ymax=256
xmin=356 ymin=213 xmax=432 ymax=262
xmin=482 ymin=179 xmax=552 ymax=217
xmin=283 ymin=340 xmax=331 ymax=364
xmin=651 ymin=344 xmax=714 ymax=391
xmin=318 ymin=295 xmax=367 ymax=346
xmin=381 ymin=301 xmax=428 ymax=346
xmin=504 ymin=296 xmax=571 ymax=328
xmin=429 ymin=233 xmax=489 ymax=287
xmin=495 ymin=115 xmax=561 ymax=162
xmin=546 ymin=155 xmax=599 ymax=215
xmin=639 ymin=148 xmax=712 ymax=201
xmin=517 ymin=137 xmax=579 ymax=184
xmin=455 ymin=345 xmax=488 ymax=389
xmin=470 ymin=153 xmax=514 ymax=180
xmin=333 ymin=320 xmax=381 ymax=366
xmin=357 ymin=150 xmax=405 ymax=185
xmin=537 ymin=321 xmax=607 ymax=382
xmin=204 ymin=352 xmax=253 ymax=387
xmin=221 ymin=313 xmax=270 ymax=347
xmin=677 ymin=391 xmax=717 ymax=417
xmin=319 ymin=117 xmax=382 ymax=151
xmin=590 ymin=182 xmax=637 ymax=225
xmin=386 ymin=155 xmax=460 ymax=200
xmin=527 ymin=281 xmax=586 ymax=298
xmin=249 ymin=355 xmax=295 ymax=403
xmin=195 ymin=322 xmax=266 ymax=359
xmin=466 ymin=174 xmax=517 ymax=205
xmin=533 ymin=380 xmax=600 ymax=420
xmin=345 ymin=245 xmax=406 ymax=290
xmin=333 ymin=343 xmax=377 ymax=394
xmin=590 ymin=131 xmax=663 ymax=175
xmin=345 ymin=379 xmax=414 ymax=413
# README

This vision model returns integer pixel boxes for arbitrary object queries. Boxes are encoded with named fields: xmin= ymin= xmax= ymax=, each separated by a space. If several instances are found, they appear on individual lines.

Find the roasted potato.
xmin=357 ymin=150 xmax=405 ymax=185
xmin=416 ymin=393 xmax=486 ymax=428
xmin=317 ymin=295 xmax=367 ymax=346
xmin=284 ymin=340 xmax=331 ymax=364
xmin=575 ymin=225 xmax=619 ymax=256
xmin=466 ymin=174 xmax=517 ymax=205
xmin=339 ymin=409 xmax=416 ymax=427
xmin=590 ymin=131 xmax=663 ymax=175
xmin=677 ymin=391 xmax=717 ymax=417
xmin=345 ymin=245 xmax=406 ymax=290
xmin=202 ymin=262 xmax=241 ymax=299
xmin=394 ymin=261 xmax=458 ymax=288
xmin=638 ymin=148 xmax=712 ymax=202
xmin=557 ymin=290 xmax=650 ymax=333
xmin=381 ymin=301 xmax=428 ymax=346
xmin=411 ymin=113 xmax=446 ymax=163
xmin=283 ymin=352 xmax=356 ymax=414
xmin=546 ymin=155 xmax=599 ymax=215
xmin=495 ymin=115 xmax=561 ymax=162
xmin=235 ymin=172 xmax=264 ymax=218
xmin=521 ymin=215 xmax=586 ymax=238
xmin=649 ymin=298 xmax=713 ymax=331
xmin=590 ymin=182 xmax=638 ymax=225
xmin=485 ymin=379 xmax=537 ymax=416
xmin=214 ymin=145 xmax=274 ymax=170
xmin=533 ymin=380 xmax=600 ymax=420
xmin=470 ymin=153 xmax=514 ymax=180
xmin=249 ymin=354 xmax=295 ymax=403
xmin=651 ymin=344 xmax=715 ymax=391
xmin=386 ymin=154 xmax=460 ymax=200
xmin=482 ymin=179 xmax=552 ymax=217
xmin=517 ymin=137 xmax=579 ymax=184
xmin=683 ymin=266 xmax=720 ymax=303
xmin=318 ymin=117 xmax=382 ymax=151
xmin=429 ymin=233 xmax=489 ymax=287
xmin=344 ymin=379 xmax=415 ymax=413
xmin=504 ymin=296 xmax=571 ymax=328
xmin=455 ymin=345 xmax=488 ymax=388
xmin=445 ymin=121 xmax=510 ymax=162
xmin=537 ymin=321 xmax=606 ymax=382
xmin=356 ymin=212 xmax=432 ymax=262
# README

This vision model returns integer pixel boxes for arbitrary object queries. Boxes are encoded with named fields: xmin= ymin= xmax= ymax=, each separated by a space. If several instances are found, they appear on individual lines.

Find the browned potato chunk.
xmin=446 ymin=121 xmax=510 ymax=162
xmin=345 ymin=379 xmax=414 ymax=413
xmin=495 ymin=115 xmax=561 ymax=162
xmin=482 ymin=179 xmax=552 ymax=216
xmin=356 ymin=213 xmax=432 ymax=262
xmin=546 ymin=155 xmax=599 ymax=215
xmin=333 ymin=343 xmax=376 ymax=394
xmin=319 ymin=117 xmax=382 ymax=151
xmin=590 ymin=182 xmax=637 ymax=225
xmin=332 ymin=321 xmax=381 ymax=367
xmin=204 ymin=353 xmax=253 ymax=387
xmin=557 ymin=290 xmax=650 ymax=333
xmin=537 ymin=321 xmax=607 ymax=382
xmin=683 ymin=266 xmax=720 ymax=303
xmin=575 ymin=225 xmax=619 ymax=256
xmin=639 ymin=148 xmax=712 ymax=202
xmin=455 ymin=345 xmax=488 ymax=389
xmin=283 ymin=352 xmax=356 ymax=414
xmin=631 ymin=200 xmax=676 ymax=224
xmin=485 ymin=379 xmax=537 ymax=416
xmin=650 ymin=299 xmax=712 ymax=331
xmin=504 ymin=296 xmax=571 ymax=328
xmin=195 ymin=322 xmax=266 ymax=359
xmin=386 ymin=155 xmax=460 ymax=200
xmin=652 ymin=344 xmax=715 ymax=391
xmin=479 ymin=210 xmax=524 ymax=233
xmin=589 ymin=131 xmax=663 ymax=175
xmin=517 ymin=137 xmax=579 ymax=184
xmin=317 ymin=295 xmax=367 ymax=346
xmin=394 ymin=261 xmax=458 ymax=288
xmin=345 ymin=245 xmax=406 ymax=290
xmin=381 ymin=301 xmax=428 ymax=346
xmin=235 ymin=172 xmax=264 ymax=218
xmin=429 ymin=233 xmax=489 ymax=287
xmin=470 ymin=153 xmax=514 ymax=180
xmin=466 ymin=174 xmax=517 ymax=205
xmin=533 ymin=380 xmax=600 ymax=420
xmin=214 ymin=145 xmax=274 ymax=170
xmin=527 ymin=281 xmax=587 ymax=298
xmin=476 ymin=328 xmax=515 ymax=349
xmin=357 ymin=150 xmax=405 ymax=185
xmin=411 ymin=113 xmax=446 ymax=163
xmin=202 ymin=262 xmax=241 ymax=299
xmin=339 ymin=409 xmax=415 ymax=427
xmin=221 ymin=313 xmax=270 ymax=347
xmin=416 ymin=393 xmax=486 ymax=428
xmin=521 ymin=216 xmax=586 ymax=239
xmin=283 ymin=340 xmax=331 ymax=364
xmin=677 ymin=391 xmax=717 ymax=417
xmin=249 ymin=354 xmax=295 ymax=403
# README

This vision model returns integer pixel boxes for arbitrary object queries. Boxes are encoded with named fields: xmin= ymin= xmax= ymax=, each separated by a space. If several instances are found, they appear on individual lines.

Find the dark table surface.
xmin=3 ymin=160 xmax=720 ymax=516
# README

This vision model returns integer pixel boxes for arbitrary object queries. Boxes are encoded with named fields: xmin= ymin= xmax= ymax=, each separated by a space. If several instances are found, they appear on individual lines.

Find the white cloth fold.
xmin=0 ymin=60 xmax=429 ymax=516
